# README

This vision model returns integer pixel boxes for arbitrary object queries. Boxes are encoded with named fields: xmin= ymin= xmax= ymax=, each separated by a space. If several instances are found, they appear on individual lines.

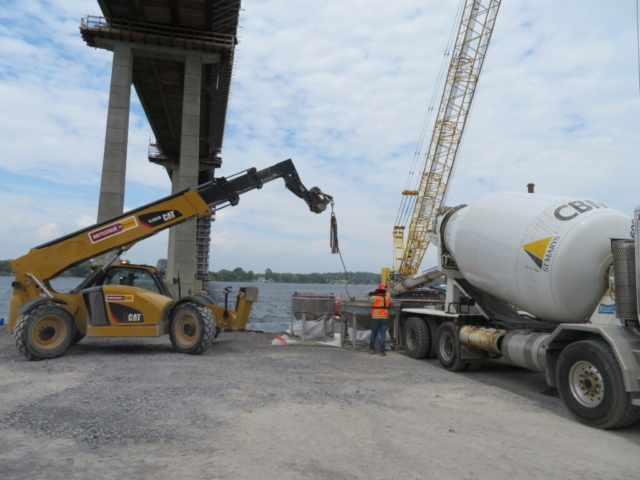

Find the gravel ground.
xmin=1 ymin=327 xmax=639 ymax=480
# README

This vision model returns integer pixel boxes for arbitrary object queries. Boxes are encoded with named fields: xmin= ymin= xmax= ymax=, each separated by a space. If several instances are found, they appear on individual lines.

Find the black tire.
xmin=435 ymin=322 xmax=468 ymax=372
xmin=556 ymin=339 xmax=640 ymax=429
xmin=403 ymin=317 xmax=430 ymax=359
xmin=70 ymin=330 xmax=85 ymax=346
xmin=424 ymin=317 xmax=440 ymax=359
xmin=465 ymin=361 xmax=483 ymax=371
xmin=169 ymin=302 xmax=216 ymax=355
xmin=13 ymin=304 xmax=75 ymax=361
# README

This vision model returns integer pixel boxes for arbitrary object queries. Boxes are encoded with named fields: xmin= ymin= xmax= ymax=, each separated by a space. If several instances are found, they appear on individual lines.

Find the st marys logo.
xmin=522 ymin=236 xmax=560 ymax=272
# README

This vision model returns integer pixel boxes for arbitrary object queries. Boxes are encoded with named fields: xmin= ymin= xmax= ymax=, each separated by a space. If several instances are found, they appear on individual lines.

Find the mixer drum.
xmin=442 ymin=192 xmax=633 ymax=323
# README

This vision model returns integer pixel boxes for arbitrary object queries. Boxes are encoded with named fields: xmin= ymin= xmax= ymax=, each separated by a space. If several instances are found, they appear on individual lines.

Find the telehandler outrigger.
xmin=7 ymin=159 xmax=332 ymax=360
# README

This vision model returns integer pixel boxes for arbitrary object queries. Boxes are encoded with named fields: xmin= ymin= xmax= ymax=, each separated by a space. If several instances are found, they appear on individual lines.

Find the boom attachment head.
xmin=197 ymin=159 xmax=332 ymax=214
xmin=278 ymin=164 xmax=332 ymax=214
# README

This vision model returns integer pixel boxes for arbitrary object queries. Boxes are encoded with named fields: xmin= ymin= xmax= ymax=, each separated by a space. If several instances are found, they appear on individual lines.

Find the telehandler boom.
xmin=7 ymin=159 xmax=332 ymax=360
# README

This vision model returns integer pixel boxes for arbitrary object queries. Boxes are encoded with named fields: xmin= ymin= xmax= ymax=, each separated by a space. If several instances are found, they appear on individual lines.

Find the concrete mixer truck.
xmin=398 ymin=192 xmax=640 ymax=429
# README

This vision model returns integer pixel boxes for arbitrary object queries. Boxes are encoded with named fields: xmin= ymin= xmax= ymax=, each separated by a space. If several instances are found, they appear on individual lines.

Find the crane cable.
xmin=328 ymin=200 xmax=367 ymax=298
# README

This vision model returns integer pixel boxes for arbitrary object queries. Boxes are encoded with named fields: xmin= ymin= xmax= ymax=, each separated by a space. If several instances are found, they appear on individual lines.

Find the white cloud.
xmin=36 ymin=223 xmax=60 ymax=240
xmin=76 ymin=215 xmax=95 ymax=227
xmin=210 ymin=230 xmax=230 ymax=245
xmin=1 ymin=0 xmax=639 ymax=276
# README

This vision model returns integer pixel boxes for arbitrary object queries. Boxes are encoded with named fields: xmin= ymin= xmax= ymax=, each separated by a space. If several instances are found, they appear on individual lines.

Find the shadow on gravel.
xmin=66 ymin=344 xmax=176 ymax=356
xmin=416 ymin=356 xmax=640 ymax=442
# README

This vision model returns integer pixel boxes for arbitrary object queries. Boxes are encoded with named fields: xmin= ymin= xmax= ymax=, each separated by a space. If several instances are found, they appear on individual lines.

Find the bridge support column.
xmin=95 ymin=45 xmax=132 ymax=264
xmin=166 ymin=55 xmax=203 ymax=297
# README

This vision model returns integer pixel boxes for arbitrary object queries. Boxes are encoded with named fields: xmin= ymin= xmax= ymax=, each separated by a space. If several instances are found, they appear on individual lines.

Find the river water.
xmin=0 ymin=277 xmax=372 ymax=333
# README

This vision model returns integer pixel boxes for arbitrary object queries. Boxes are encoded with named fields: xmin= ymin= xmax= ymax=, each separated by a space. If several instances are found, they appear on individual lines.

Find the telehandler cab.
xmin=7 ymin=159 xmax=331 ymax=360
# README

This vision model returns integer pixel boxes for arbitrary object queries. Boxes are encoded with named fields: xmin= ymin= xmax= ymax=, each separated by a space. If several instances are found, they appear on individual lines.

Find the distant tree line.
xmin=208 ymin=267 xmax=257 ymax=282
xmin=0 ymin=260 xmax=12 ymax=276
xmin=62 ymin=261 xmax=92 ymax=277
xmin=208 ymin=267 xmax=380 ymax=284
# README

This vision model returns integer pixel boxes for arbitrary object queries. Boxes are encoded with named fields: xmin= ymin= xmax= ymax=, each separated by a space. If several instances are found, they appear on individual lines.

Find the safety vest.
xmin=371 ymin=294 xmax=390 ymax=319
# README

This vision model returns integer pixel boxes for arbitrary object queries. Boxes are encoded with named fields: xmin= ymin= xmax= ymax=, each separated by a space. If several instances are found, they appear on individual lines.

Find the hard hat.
xmin=377 ymin=284 xmax=386 ymax=290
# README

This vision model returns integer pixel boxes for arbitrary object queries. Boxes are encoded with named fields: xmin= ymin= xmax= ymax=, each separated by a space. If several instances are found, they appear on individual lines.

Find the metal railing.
xmin=148 ymin=143 xmax=178 ymax=162
xmin=80 ymin=16 xmax=236 ymax=50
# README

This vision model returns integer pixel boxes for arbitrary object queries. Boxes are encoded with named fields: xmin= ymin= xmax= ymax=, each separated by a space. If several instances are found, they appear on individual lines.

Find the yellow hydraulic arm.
xmin=8 ymin=159 xmax=331 ymax=328
xmin=393 ymin=0 xmax=501 ymax=278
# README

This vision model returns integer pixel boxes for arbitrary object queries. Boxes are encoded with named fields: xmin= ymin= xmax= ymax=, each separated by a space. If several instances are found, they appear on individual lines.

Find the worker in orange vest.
xmin=368 ymin=283 xmax=390 ymax=356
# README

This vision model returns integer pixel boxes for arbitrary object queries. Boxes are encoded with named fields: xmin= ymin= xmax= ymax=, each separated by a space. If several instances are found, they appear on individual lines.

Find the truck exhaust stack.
xmin=612 ymin=239 xmax=638 ymax=323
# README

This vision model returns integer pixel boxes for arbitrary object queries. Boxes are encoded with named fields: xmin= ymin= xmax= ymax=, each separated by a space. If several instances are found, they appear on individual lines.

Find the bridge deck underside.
xmin=96 ymin=0 xmax=240 ymax=159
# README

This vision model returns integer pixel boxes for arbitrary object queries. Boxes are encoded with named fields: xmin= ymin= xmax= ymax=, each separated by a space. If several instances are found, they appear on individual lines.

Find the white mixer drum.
xmin=443 ymin=192 xmax=633 ymax=322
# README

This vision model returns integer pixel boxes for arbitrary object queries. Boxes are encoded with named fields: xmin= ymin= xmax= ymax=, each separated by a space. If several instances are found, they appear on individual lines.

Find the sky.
xmin=1 ymin=0 xmax=640 ymax=276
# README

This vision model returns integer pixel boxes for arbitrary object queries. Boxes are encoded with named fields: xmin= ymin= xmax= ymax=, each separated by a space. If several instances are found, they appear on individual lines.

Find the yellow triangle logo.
xmin=522 ymin=237 xmax=553 ymax=260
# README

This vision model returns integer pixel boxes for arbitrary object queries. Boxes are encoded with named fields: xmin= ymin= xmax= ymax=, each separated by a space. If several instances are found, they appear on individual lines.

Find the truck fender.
xmin=544 ymin=324 xmax=640 ymax=394
xmin=18 ymin=297 xmax=68 ymax=314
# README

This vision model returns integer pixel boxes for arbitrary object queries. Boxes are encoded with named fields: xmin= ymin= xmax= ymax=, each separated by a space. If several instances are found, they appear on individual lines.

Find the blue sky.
xmin=1 ymin=0 xmax=640 ymax=274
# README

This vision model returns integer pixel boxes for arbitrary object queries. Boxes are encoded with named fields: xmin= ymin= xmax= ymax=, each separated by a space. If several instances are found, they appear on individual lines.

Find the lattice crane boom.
xmin=394 ymin=0 xmax=501 ymax=277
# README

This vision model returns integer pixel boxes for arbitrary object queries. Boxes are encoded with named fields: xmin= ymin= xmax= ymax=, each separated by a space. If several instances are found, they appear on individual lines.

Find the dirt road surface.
xmin=1 ymin=329 xmax=638 ymax=479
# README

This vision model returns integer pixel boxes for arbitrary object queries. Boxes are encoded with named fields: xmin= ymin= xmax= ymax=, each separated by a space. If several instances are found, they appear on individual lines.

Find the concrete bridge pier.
xmin=166 ymin=56 xmax=203 ymax=297
xmin=81 ymin=15 xmax=233 ymax=297
xmin=93 ymin=45 xmax=132 ymax=265
xmin=94 ymin=45 xmax=216 ymax=295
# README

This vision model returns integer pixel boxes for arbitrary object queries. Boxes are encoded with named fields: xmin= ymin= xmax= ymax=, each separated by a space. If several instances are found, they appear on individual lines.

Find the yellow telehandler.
xmin=7 ymin=159 xmax=331 ymax=360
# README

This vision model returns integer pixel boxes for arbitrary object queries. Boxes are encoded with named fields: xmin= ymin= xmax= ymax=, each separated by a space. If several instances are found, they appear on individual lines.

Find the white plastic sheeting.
xmin=274 ymin=319 xmax=391 ymax=347
xmin=287 ymin=319 xmax=328 ymax=340
xmin=271 ymin=332 xmax=342 ymax=348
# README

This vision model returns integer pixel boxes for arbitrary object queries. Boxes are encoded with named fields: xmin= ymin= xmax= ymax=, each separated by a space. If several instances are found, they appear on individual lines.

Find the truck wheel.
xmin=436 ymin=322 xmax=468 ymax=372
xmin=403 ymin=317 xmax=430 ymax=359
xmin=556 ymin=339 xmax=640 ymax=429
xmin=424 ymin=318 xmax=440 ymax=359
xmin=169 ymin=302 xmax=215 ymax=355
xmin=465 ymin=361 xmax=483 ymax=371
xmin=13 ymin=304 xmax=74 ymax=361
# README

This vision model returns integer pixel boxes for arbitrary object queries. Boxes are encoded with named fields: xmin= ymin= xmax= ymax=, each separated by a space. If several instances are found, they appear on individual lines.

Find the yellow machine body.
xmin=5 ymin=159 xmax=331 ymax=359
xmin=86 ymin=285 xmax=173 ymax=337
xmin=7 ymin=263 xmax=255 ymax=336
xmin=207 ymin=287 xmax=258 ymax=331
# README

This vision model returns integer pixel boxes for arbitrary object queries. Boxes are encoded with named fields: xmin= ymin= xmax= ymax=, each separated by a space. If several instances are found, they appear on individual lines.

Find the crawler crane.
xmin=390 ymin=0 xmax=501 ymax=285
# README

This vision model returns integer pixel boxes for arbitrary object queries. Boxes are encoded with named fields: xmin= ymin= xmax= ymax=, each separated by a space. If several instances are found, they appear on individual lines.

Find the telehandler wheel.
xmin=13 ymin=304 xmax=75 ymax=361
xmin=70 ymin=330 xmax=85 ymax=346
xmin=436 ymin=322 xmax=468 ymax=372
xmin=556 ymin=339 xmax=640 ymax=429
xmin=403 ymin=317 xmax=430 ymax=359
xmin=424 ymin=317 xmax=440 ymax=359
xmin=169 ymin=302 xmax=216 ymax=355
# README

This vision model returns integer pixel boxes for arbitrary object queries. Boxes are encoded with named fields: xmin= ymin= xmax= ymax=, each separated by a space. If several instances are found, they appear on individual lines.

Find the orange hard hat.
xmin=377 ymin=284 xmax=386 ymax=290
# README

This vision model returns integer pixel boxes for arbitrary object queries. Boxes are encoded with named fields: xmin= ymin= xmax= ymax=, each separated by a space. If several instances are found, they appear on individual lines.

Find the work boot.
xmin=379 ymin=350 xmax=386 ymax=356
xmin=369 ymin=349 xmax=375 ymax=355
